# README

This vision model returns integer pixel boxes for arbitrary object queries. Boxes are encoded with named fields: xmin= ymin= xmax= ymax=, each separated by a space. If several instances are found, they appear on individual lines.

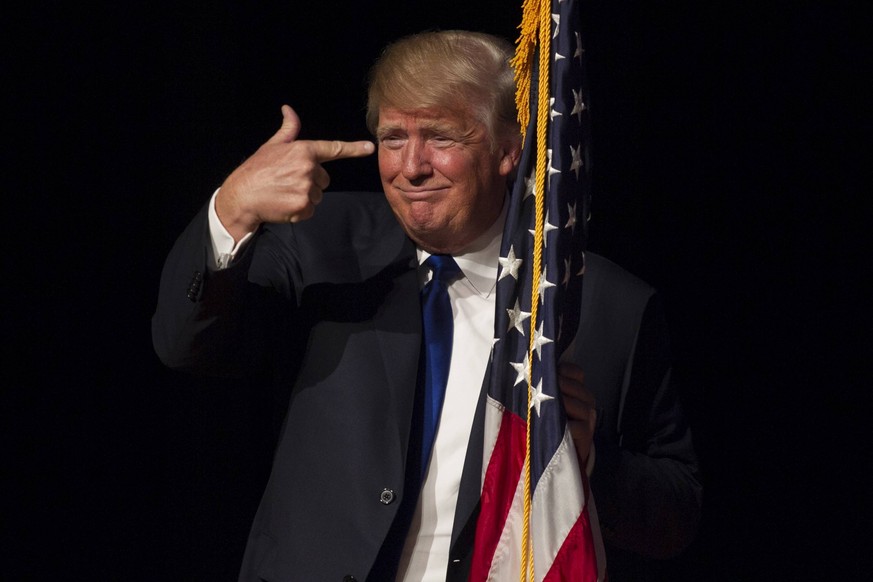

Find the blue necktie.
xmin=418 ymin=254 xmax=461 ymax=478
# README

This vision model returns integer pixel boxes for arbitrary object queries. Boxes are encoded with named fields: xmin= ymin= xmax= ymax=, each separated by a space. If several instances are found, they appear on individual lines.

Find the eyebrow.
xmin=376 ymin=121 xmax=472 ymax=141
xmin=375 ymin=126 xmax=402 ymax=140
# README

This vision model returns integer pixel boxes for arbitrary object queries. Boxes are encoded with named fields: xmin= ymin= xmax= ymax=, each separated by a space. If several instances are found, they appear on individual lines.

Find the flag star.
xmin=569 ymin=143 xmax=583 ymax=179
xmin=528 ymin=210 xmax=559 ymax=248
xmin=539 ymin=266 xmax=557 ymax=302
xmin=555 ymin=52 xmax=566 ymax=63
xmin=566 ymin=201 xmax=578 ymax=232
xmin=498 ymin=245 xmax=523 ymax=281
xmin=571 ymin=88 xmax=586 ymax=122
xmin=533 ymin=321 xmax=553 ymax=360
xmin=579 ymin=250 xmax=587 ymax=275
xmin=552 ymin=13 xmax=561 ymax=38
xmin=547 ymin=149 xmax=560 ymax=183
xmin=509 ymin=352 xmax=530 ymax=386
xmin=529 ymin=378 xmax=554 ymax=417
xmin=549 ymin=97 xmax=563 ymax=120
xmin=524 ymin=171 xmax=536 ymax=200
xmin=507 ymin=299 xmax=531 ymax=336
xmin=544 ymin=210 xmax=559 ymax=243
xmin=574 ymin=32 xmax=585 ymax=62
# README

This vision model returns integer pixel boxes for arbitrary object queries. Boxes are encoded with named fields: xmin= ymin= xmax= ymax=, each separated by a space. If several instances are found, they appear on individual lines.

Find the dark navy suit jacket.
xmin=152 ymin=191 xmax=701 ymax=581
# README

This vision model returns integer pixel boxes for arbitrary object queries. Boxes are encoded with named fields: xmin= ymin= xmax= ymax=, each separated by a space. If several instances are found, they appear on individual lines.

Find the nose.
xmin=401 ymin=138 xmax=432 ymax=181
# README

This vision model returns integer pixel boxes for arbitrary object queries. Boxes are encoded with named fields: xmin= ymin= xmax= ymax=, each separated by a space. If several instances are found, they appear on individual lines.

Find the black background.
xmin=8 ymin=1 xmax=870 ymax=580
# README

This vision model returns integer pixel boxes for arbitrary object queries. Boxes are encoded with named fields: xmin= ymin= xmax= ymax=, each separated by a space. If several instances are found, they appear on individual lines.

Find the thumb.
xmin=267 ymin=104 xmax=301 ymax=144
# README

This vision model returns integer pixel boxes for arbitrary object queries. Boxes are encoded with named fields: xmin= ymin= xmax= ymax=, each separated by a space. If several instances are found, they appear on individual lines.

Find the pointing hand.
xmin=216 ymin=105 xmax=375 ymax=241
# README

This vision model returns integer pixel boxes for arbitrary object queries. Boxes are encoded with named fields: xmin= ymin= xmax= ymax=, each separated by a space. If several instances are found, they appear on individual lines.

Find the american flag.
xmin=469 ymin=0 xmax=605 ymax=579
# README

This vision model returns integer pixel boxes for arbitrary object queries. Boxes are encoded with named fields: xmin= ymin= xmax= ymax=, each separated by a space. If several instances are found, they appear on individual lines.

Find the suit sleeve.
xmin=151 ymin=203 xmax=299 ymax=378
xmin=590 ymin=293 xmax=702 ymax=560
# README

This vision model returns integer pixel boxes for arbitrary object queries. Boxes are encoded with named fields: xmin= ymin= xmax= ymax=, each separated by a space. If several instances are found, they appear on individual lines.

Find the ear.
xmin=498 ymin=137 xmax=523 ymax=177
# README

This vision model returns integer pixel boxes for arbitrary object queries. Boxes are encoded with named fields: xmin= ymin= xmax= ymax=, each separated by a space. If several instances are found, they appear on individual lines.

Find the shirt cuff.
xmin=208 ymin=188 xmax=254 ymax=270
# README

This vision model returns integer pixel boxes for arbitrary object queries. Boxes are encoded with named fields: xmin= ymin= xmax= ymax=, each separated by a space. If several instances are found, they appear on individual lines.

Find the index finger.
xmin=310 ymin=139 xmax=375 ymax=162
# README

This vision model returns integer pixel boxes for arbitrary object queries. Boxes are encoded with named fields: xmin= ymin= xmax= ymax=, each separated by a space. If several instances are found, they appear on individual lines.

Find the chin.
xmin=414 ymin=229 xmax=471 ymax=255
xmin=400 ymin=223 xmax=448 ymax=253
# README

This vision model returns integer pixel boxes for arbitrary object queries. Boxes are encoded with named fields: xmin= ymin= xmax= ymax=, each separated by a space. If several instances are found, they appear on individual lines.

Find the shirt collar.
xmin=416 ymin=199 xmax=506 ymax=298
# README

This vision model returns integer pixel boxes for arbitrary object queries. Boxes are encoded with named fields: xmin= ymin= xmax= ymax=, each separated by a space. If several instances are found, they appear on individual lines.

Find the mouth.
xmin=395 ymin=186 xmax=448 ymax=201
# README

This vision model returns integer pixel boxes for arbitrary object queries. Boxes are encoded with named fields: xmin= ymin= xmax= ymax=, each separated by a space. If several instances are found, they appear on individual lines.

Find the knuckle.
xmin=298 ymin=158 xmax=316 ymax=174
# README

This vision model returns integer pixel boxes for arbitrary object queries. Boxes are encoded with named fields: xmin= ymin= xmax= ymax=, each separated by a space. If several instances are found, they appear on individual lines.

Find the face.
xmin=376 ymin=106 xmax=521 ymax=254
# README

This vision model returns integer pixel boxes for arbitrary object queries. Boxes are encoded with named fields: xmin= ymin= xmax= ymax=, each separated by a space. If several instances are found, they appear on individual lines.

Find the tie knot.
xmin=425 ymin=254 xmax=461 ymax=284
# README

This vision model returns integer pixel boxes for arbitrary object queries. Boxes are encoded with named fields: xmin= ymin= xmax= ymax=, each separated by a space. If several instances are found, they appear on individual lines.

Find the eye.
xmin=379 ymin=134 xmax=405 ymax=150
xmin=431 ymin=135 xmax=455 ymax=147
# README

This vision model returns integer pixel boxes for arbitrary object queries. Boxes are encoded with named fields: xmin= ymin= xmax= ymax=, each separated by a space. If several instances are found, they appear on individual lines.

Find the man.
xmin=153 ymin=30 xmax=700 ymax=581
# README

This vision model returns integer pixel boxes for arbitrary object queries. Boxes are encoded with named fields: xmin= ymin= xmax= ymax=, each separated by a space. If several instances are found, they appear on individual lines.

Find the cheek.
xmin=378 ymin=150 xmax=399 ymax=181
xmin=431 ymin=151 xmax=472 ymax=182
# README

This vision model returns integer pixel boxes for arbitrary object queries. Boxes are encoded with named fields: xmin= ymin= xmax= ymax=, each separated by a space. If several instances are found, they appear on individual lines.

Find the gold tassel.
xmin=512 ymin=0 xmax=552 ymax=580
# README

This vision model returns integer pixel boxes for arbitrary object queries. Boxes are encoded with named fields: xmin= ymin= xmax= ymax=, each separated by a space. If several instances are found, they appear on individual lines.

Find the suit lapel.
xmin=372 ymin=249 xmax=422 ymax=471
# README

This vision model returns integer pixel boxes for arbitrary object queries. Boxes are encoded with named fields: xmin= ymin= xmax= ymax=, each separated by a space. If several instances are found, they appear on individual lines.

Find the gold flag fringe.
xmin=511 ymin=0 xmax=552 ymax=580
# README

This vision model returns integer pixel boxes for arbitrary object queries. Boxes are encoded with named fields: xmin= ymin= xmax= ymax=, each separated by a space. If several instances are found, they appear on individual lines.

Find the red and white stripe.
xmin=470 ymin=396 xmax=606 ymax=581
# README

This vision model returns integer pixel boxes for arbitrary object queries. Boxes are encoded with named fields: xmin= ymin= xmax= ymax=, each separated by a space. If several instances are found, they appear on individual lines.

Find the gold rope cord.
xmin=510 ymin=0 xmax=552 ymax=580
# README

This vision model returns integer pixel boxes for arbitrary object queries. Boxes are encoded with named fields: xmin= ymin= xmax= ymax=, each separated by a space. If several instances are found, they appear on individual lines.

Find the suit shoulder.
xmin=257 ymin=191 xmax=412 ymax=284
xmin=316 ymin=190 xmax=394 ymax=223
xmin=577 ymin=252 xmax=662 ymax=352
xmin=584 ymin=252 xmax=656 ymax=309
xmin=264 ymin=191 xmax=397 ymax=239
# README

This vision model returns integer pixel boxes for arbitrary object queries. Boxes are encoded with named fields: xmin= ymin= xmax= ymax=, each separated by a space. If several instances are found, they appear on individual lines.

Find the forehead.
xmin=376 ymin=106 xmax=478 ymax=133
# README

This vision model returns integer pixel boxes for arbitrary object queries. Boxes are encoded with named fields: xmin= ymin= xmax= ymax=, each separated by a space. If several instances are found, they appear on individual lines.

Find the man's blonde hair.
xmin=366 ymin=30 xmax=520 ymax=146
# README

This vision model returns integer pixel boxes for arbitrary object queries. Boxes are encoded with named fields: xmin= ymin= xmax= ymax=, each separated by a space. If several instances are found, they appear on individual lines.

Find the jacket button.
xmin=379 ymin=488 xmax=395 ymax=505
xmin=343 ymin=576 xmax=357 ymax=582
xmin=187 ymin=271 xmax=203 ymax=302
